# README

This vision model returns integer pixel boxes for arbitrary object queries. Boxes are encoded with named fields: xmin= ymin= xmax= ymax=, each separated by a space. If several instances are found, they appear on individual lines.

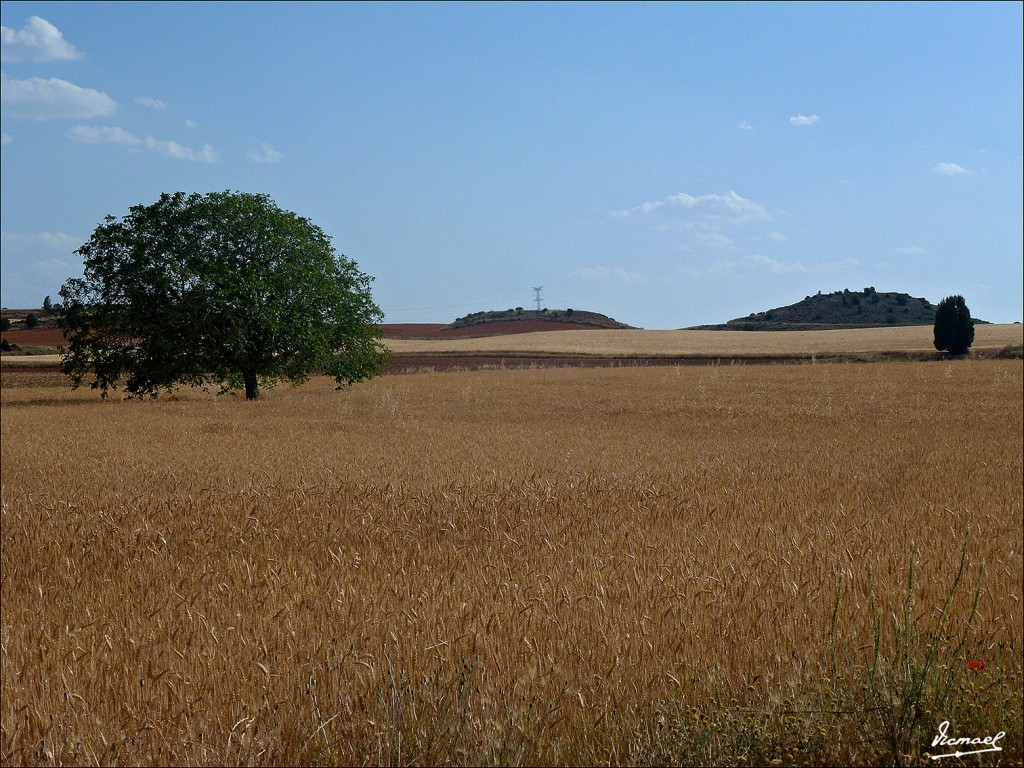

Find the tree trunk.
xmin=244 ymin=370 xmax=260 ymax=400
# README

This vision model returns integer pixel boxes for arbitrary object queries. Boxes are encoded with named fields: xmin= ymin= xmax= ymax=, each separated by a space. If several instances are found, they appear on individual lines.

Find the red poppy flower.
xmin=967 ymin=659 xmax=986 ymax=672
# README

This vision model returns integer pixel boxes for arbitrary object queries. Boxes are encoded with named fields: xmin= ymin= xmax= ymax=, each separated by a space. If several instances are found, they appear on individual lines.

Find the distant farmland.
xmin=384 ymin=323 xmax=1023 ymax=358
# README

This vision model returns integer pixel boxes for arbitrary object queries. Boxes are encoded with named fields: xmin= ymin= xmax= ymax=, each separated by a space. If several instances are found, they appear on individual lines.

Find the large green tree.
xmin=932 ymin=294 xmax=975 ymax=356
xmin=59 ymin=191 xmax=389 ymax=399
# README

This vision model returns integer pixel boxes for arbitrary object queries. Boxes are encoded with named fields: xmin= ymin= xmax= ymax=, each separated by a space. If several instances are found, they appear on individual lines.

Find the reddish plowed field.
xmin=0 ymin=327 xmax=65 ymax=346
xmin=2 ymin=323 xmax=599 ymax=346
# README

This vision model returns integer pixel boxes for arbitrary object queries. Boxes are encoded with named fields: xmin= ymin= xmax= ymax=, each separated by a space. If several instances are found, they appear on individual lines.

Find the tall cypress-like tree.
xmin=933 ymin=295 xmax=975 ymax=356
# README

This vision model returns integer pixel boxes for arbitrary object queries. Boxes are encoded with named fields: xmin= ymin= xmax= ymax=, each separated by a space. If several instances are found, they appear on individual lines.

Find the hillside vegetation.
xmin=695 ymin=287 xmax=986 ymax=330
xmin=450 ymin=307 xmax=634 ymax=330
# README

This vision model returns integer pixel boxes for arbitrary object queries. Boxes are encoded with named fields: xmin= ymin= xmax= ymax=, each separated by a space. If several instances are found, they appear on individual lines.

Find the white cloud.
xmin=933 ymin=162 xmax=969 ymax=175
xmin=135 ymin=96 xmax=167 ymax=110
xmin=1 ymin=71 xmax=117 ymax=120
xmin=666 ymin=191 xmax=771 ymax=222
xmin=895 ymin=245 xmax=927 ymax=256
xmin=609 ymin=200 xmax=662 ymax=218
xmin=789 ymin=114 xmax=820 ymax=126
xmin=611 ymin=191 xmax=773 ymax=259
xmin=1 ymin=132 xmax=11 ymax=146
xmin=247 ymin=142 xmax=284 ymax=164
xmin=66 ymin=124 xmax=219 ymax=163
xmin=1 ymin=16 xmax=81 ymax=63
xmin=68 ymin=124 xmax=142 ymax=147
xmin=569 ymin=266 xmax=649 ymax=286
xmin=184 ymin=119 xmax=198 ymax=129
xmin=738 ymin=120 xmax=754 ymax=131
xmin=741 ymin=254 xmax=807 ymax=274
xmin=146 ymin=136 xmax=219 ymax=163
xmin=767 ymin=231 xmax=788 ymax=242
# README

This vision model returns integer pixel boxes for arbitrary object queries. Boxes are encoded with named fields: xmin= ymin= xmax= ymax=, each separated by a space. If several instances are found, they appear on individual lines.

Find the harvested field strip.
xmin=1 ymin=362 xmax=1022 ymax=765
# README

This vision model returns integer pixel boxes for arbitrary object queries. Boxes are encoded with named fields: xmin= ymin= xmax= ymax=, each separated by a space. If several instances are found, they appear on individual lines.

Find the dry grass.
xmin=1 ymin=361 xmax=1021 ymax=766
xmin=384 ymin=323 xmax=1024 ymax=357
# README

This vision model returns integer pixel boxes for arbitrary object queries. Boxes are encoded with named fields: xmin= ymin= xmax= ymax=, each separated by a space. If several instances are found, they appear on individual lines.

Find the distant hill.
xmin=691 ymin=288 xmax=988 ymax=330
xmin=449 ymin=308 xmax=635 ymax=331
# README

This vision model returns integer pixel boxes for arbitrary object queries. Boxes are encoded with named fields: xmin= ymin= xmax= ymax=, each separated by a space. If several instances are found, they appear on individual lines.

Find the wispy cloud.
xmin=742 ymin=254 xmax=806 ymax=273
xmin=680 ymin=255 xmax=859 ymax=279
xmin=789 ymin=114 xmax=820 ymax=126
xmin=766 ymin=231 xmax=788 ymax=242
xmin=1 ymin=132 xmax=11 ymax=146
xmin=1 ymin=230 xmax=81 ymax=256
xmin=612 ymin=191 xmax=770 ymax=224
xmin=695 ymin=231 xmax=734 ymax=249
xmin=1 ymin=71 xmax=117 ymax=120
xmin=67 ymin=124 xmax=219 ymax=163
xmin=68 ymin=124 xmax=143 ymax=147
xmin=1 ymin=16 xmax=81 ymax=63
xmin=247 ymin=142 xmax=284 ymax=164
xmin=666 ymin=191 xmax=771 ymax=223
xmin=895 ymin=246 xmax=927 ymax=255
xmin=135 ymin=96 xmax=167 ymax=110
xmin=609 ymin=200 xmax=661 ymax=218
xmin=0 ymin=231 xmax=84 ymax=308
xmin=146 ymin=136 xmax=219 ymax=163
xmin=184 ymin=119 xmax=198 ymax=129
xmin=739 ymin=119 xmax=754 ymax=131
xmin=933 ymin=162 xmax=969 ymax=175
xmin=569 ymin=266 xmax=649 ymax=286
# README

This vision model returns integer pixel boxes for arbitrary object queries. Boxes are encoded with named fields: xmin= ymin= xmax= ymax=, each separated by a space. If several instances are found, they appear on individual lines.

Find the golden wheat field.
xmin=384 ymin=323 xmax=1024 ymax=357
xmin=1 ymin=360 xmax=1022 ymax=766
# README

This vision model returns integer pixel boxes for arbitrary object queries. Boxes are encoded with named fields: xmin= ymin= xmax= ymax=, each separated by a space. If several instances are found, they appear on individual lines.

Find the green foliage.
xmin=58 ymin=191 xmax=388 ymax=400
xmin=24 ymin=313 xmax=39 ymax=329
xmin=43 ymin=295 xmax=52 ymax=312
xmin=860 ymin=541 xmax=981 ymax=765
xmin=1 ymin=338 xmax=12 ymax=352
xmin=643 ymin=538 xmax=1018 ymax=767
xmin=0 ymin=317 xmax=10 ymax=332
xmin=933 ymin=295 xmax=975 ymax=355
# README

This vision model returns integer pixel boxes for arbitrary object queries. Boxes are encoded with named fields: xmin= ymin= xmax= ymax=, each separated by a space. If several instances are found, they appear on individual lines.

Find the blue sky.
xmin=2 ymin=2 xmax=1021 ymax=328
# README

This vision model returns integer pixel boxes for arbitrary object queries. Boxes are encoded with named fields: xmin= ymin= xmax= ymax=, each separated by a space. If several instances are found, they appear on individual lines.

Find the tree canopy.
xmin=59 ymin=191 xmax=389 ymax=399
xmin=932 ymin=294 xmax=975 ymax=356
